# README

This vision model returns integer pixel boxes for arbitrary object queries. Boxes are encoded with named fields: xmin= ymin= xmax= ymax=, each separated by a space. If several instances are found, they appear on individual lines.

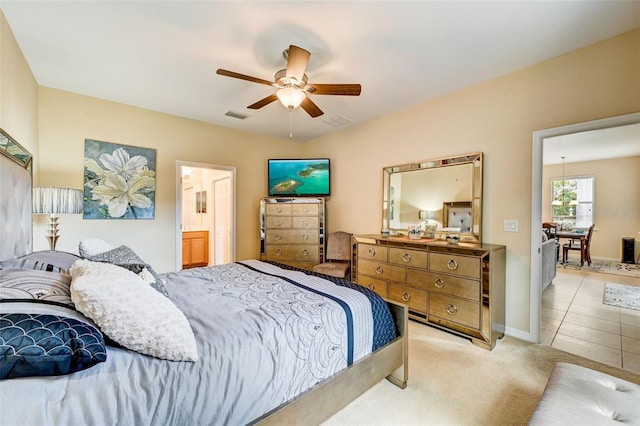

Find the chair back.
xmin=542 ymin=222 xmax=557 ymax=238
xmin=585 ymin=224 xmax=595 ymax=246
xmin=325 ymin=231 xmax=353 ymax=261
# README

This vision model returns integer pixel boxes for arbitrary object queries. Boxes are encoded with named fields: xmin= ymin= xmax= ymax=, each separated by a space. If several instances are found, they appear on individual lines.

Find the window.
xmin=551 ymin=176 xmax=594 ymax=229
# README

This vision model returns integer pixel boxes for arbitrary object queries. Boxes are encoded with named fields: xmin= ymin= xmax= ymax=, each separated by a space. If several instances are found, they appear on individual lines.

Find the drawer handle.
xmin=446 ymin=304 xmax=458 ymax=315
xmin=276 ymin=207 xmax=283 ymax=213
xmin=368 ymin=248 xmax=376 ymax=256
xmin=367 ymin=283 xmax=376 ymax=291
xmin=302 ymin=220 xmax=309 ymax=226
xmin=401 ymin=292 xmax=411 ymax=302
xmin=275 ymin=233 xmax=282 ymax=240
xmin=302 ymin=249 xmax=309 ymax=256
xmin=302 ymin=233 xmax=309 ymax=240
xmin=402 ymin=253 xmax=411 ymax=262
xmin=276 ymin=219 xmax=282 ymax=226
xmin=434 ymin=278 xmax=445 ymax=288
xmin=302 ymin=206 xmax=308 ymax=213
xmin=447 ymin=259 xmax=458 ymax=270
xmin=275 ymin=249 xmax=282 ymax=256
xmin=375 ymin=266 xmax=384 ymax=275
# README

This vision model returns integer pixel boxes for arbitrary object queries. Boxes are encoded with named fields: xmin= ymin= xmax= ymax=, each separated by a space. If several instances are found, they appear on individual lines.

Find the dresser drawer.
xmin=266 ymin=245 xmax=319 ymax=262
xmin=265 ymin=203 xmax=292 ymax=216
xmin=292 ymin=203 xmax=319 ymax=216
xmin=265 ymin=229 xmax=319 ymax=245
xmin=407 ymin=269 xmax=481 ymax=302
xmin=389 ymin=282 xmax=427 ymax=313
xmin=357 ymin=259 xmax=405 ymax=282
xmin=356 ymin=274 xmax=388 ymax=298
xmin=357 ymin=244 xmax=388 ymax=261
xmin=389 ymin=247 xmax=427 ymax=268
xmin=292 ymin=216 xmax=319 ymax=229
xmin=429 ymin=293 xmax=480 ymax=329
xmin=429 ymin=253 xmax=480 ymax=279
xmin=265 ymin=216 xmax=293 ymax=229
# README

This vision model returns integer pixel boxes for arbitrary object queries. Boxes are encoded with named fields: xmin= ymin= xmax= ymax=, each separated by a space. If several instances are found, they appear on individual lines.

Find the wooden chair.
xmin=562 ymin=224 xmax=595 ymax=266
xmin=542 ymin=222 xmax=558 ymax=239
xmin=312 ymin=231 xmax=353 ymax=280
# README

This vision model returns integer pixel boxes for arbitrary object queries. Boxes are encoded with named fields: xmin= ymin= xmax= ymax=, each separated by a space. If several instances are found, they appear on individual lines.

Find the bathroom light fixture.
xmin=33 ymin=187 xmax=83 ymax=250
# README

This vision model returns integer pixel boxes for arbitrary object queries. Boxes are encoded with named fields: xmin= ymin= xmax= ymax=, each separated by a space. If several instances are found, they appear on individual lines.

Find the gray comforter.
xmin=0 ymin=260 xmax=395 ymax=425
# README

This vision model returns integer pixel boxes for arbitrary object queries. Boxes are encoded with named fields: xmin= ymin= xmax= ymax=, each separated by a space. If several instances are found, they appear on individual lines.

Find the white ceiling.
xmin=1 ymin=1 xmax=639 ymax=143
xmin=543 ymin=123 xmax=640 ymax=165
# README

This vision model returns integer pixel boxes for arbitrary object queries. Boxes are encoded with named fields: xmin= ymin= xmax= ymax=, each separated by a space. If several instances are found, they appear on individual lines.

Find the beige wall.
xmin=2 ymin=9 xmax=639 ymax=338
xmin=543 ymin=156 xmax=640 ymax=260
xmin=36 ymin=88 xmax=301 ymax=269
xmin=304 ymin=29 xmax=640 ymax=334
xmin=0 ymin=10 xmax=38 ymax=168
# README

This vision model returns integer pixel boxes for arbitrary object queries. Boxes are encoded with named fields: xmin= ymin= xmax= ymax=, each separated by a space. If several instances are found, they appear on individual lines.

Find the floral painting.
xmin=83 ymin=139 xmax=156 ymax=219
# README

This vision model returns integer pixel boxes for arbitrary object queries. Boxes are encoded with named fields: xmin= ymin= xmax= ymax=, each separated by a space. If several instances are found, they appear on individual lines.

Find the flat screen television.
xmin=268 ymin=158 xmax=330 ymax=197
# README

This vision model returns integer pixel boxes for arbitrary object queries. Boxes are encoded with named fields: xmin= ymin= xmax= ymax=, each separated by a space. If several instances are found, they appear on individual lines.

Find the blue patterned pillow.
xmin=0 ymin=313 xmax=107 ymax=379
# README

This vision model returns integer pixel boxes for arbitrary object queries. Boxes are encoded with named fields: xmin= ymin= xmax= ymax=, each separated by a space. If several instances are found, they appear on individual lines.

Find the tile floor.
xmin=541 ymin=266 xmax=640 ymax=374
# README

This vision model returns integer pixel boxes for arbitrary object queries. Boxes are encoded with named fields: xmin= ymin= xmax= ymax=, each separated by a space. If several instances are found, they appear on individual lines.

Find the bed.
xmin=0 ymin=132 xmax=407 ymax=425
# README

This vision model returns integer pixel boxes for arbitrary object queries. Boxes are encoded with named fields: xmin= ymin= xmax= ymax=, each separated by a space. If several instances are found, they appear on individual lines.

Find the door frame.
xmin=529 ymin=112 xmax=640 ymax=343
xmin=176 ymin=160 xmax=236 ymax=271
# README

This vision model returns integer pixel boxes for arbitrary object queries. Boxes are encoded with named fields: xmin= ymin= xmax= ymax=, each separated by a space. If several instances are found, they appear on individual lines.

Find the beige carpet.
xmin=323 ymin=321 xmax=640 ymax=426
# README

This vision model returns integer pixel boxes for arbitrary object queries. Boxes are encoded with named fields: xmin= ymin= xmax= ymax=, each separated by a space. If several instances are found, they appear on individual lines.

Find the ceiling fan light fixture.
xmin=276 ymin=87 xmax=306 ymax=109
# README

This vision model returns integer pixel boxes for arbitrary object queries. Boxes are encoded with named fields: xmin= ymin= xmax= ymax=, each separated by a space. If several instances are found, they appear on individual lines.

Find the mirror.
xmin=382 ymin=152 xmax=483 ymax=242
xmin=0 ymin=127 xmax=32 ymax=172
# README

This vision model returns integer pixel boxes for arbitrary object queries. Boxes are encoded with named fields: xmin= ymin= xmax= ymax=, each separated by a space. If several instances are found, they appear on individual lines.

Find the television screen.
xmin=268 ymin=158 xmax=330 ymax=196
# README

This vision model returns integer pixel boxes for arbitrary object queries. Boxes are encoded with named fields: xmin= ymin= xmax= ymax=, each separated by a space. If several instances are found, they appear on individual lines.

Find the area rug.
xmin=603 ymin=283 xmax=640 ymax=311
xmin=561 ymin=253 xmax=640 ymax=278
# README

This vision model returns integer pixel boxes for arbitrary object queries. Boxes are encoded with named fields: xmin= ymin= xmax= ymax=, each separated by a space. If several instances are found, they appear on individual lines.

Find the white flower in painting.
xmin=99 ymin=148 xmax=148 ymax=180
xmin=84 ymin=147 xmax=156 ymax=218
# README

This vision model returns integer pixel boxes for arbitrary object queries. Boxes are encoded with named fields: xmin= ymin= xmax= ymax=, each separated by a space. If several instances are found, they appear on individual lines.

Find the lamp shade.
xmin=276 ymin=87 xmax=306 ymax=109
xmin=33 ymin=187 xmax=83 ymax=215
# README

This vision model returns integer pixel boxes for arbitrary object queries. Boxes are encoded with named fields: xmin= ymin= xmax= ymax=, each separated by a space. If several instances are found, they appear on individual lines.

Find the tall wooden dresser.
xmin=353 ymin=234 xmax=506 ymax=350
xmin=260 ymin=197 xmax=325 ymax=270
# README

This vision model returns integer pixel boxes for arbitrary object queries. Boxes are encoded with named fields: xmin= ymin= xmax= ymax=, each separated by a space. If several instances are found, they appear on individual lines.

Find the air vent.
xmin=323 ymin=115 xmax=351 ymax=127
xmin=224 ymin=110 xmax=250 ymax=120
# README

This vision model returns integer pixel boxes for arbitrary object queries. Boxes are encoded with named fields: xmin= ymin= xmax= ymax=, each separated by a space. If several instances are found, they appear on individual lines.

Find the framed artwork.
xmin=83 ymin=139 xmax=156 ymax=219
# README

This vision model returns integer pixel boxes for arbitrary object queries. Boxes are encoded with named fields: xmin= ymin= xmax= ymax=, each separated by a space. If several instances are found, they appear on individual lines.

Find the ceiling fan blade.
xmin=247 ymin=94 xmax=279 ymax=109
xmin=216 ymin=69 xmax=274 ymax=86
xmin=285 ymin=45 xmax=311 ymax=83
xmin=300 ymin=97 xmax=324 ymax=118
xmin=307 ymin=84 xmax=362 ymax=96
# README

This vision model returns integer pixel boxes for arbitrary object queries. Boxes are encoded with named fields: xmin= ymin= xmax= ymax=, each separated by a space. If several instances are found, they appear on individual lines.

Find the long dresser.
xmin=353 ymin=234 xmax=506 ymax=350
xmin=260 ymin=197 xmax=325 ymax=271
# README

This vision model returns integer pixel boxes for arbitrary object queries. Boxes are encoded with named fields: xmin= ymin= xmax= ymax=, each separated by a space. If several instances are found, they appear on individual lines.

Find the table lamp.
xmin=32 ymin=187 xmax=83 ymax=250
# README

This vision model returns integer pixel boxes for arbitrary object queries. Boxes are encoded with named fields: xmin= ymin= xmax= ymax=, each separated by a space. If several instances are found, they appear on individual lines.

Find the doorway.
xmin=176 ymin=161 xmax=236 ymax=271
xmin=529 ymin=112 xmax=640 ymax=343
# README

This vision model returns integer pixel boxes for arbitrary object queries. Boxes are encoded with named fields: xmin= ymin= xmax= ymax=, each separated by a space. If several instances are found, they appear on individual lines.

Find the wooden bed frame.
xmin=0 ymin=135 xmax=408 ymax=425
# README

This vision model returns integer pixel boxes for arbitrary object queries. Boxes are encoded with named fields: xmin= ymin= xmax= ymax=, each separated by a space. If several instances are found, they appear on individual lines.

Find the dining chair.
xmin=562 ymin=224 xmax=595 ymax=266
xmin=312 ymin=231 xmax=353 ymax=280
xmin=542 ymin=222 xmax=559 ymax=261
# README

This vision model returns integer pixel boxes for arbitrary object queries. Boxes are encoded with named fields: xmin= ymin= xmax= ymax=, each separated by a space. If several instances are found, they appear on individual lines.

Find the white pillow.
xmin=70 ymin=259 xmax=198 ymax=362
xmin=79 ymin=238 xmax=115 ymax=257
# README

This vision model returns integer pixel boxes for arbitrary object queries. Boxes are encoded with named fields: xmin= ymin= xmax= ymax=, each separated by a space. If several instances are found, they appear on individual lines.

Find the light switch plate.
xmin=504 ymin=219 xmax=519 ymax=232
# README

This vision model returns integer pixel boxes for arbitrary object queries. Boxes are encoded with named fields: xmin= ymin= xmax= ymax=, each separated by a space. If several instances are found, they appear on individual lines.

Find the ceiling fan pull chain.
xmin=289 ymin=108 xmax=294 ymax=139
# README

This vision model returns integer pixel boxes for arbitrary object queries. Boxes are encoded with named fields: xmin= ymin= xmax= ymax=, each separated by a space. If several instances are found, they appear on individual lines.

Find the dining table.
xmin=555 ymin=230 xmax=588 ymax=265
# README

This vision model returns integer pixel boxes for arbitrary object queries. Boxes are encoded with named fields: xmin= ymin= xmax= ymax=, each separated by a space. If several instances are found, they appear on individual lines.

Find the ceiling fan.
xmin=216 ymin=45 xmax=361 ymax=118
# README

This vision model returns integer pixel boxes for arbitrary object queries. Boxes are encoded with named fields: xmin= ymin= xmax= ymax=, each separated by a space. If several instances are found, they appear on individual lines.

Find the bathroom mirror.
xmin=382 ymin=152 xmax=483 ymax=243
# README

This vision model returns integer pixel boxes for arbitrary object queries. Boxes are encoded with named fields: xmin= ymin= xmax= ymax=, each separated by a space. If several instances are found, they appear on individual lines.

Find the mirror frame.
xmin=382 ymin=152 xmax=483 ymax=243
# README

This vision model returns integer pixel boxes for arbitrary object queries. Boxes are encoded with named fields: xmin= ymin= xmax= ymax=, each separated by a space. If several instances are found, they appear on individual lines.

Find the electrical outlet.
xmin=504 ymin=219 xmax=519 ymax=232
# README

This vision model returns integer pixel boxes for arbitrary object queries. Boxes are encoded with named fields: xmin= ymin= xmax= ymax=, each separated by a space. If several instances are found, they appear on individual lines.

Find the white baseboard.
xmin=504 ymin=326 xmax=531 ymax=343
